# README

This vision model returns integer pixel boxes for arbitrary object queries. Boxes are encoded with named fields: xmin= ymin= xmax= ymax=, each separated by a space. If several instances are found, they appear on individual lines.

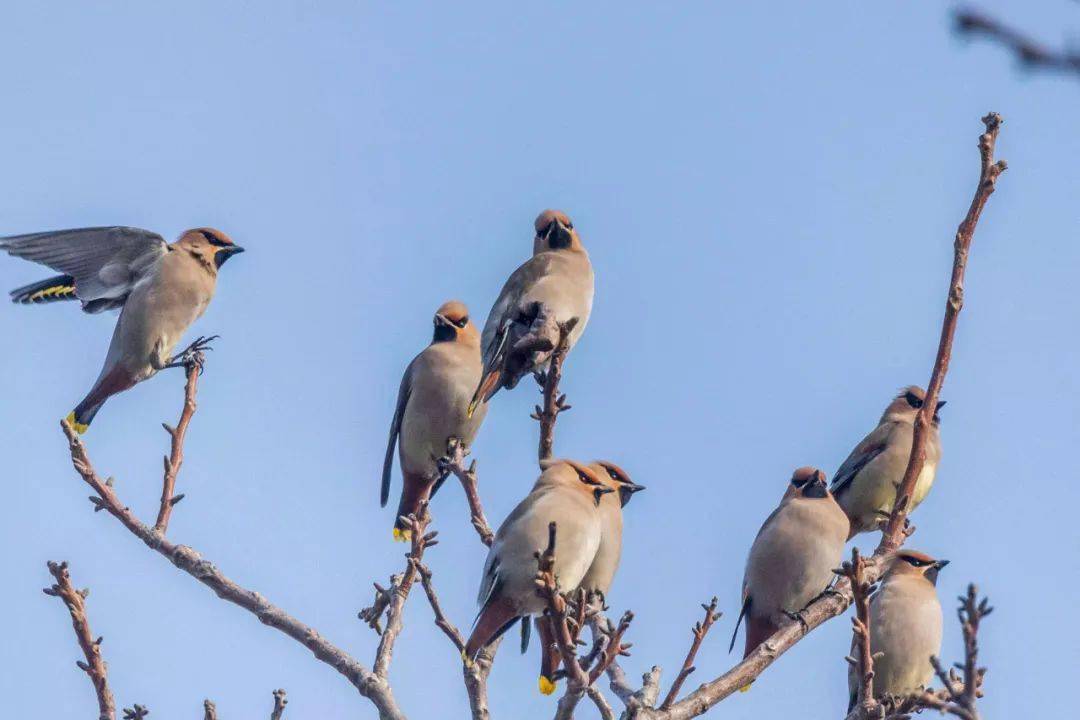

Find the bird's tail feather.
xmin=10 ymin=274 xmax=77 ymax=305
xmin=464 ymin=596 xmax=518 ymax=660
xmin=66 ymin=366 xmax=137 ymax=434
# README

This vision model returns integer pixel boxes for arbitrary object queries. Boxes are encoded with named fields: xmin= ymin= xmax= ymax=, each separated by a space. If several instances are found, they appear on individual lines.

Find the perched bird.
xmin=535 ymin=460 xmax=645 ymax=693
xmin=847 ymin=550 xmax=947 ymax=711
xmin=465 ymin=459 xmax=610 ymax=693
xmin=381 ymin=300 xmax=487 ymax=541
xmin=2 ymin=226 xmax=244 ymax=432
xmin=468 ymin=210 xmax=594 ymax=414
xmin=830 ymin=386 xmax=945 ymax=538
xmin=731 ymin=467 xmax=849 ymax=660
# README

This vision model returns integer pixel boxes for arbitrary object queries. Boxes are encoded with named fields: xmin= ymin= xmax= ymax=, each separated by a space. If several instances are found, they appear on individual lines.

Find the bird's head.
xmin=882 ymin=385 xmax=946 ymax=426
xmin=533 ymin=209 xmax=582 ymax=254
xmin=590 ymin=460 xmax=645 ymax=508
xmin=785 ymin=466 xmax=830 ymax=501
xmin=432 ymin=300 xmax=478 ymax=345
xmin=888 ymin=550 xmax=950 ymax=586
xmin=176 ymin=228 xmax=245 ymax=271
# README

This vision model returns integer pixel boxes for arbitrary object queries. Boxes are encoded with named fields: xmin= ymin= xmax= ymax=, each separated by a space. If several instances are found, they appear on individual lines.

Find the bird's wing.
xmin=1 ymin=226 xmax=167 ymax=309
xmin=381 ymin=358 xmax=415 ymax=507
xmin=830 ymin=423 xmax=893 ymax=495
xmin=480 ymin=253 xmax=556 ymax=364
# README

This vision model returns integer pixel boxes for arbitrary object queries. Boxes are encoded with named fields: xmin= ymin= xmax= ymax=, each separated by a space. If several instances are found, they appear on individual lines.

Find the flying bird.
xmin=534 ymin=460 xmax=644 ymax=694
xmin=2 ymin=226 xmax=244 ymax=432
xmin=381 ymin=300 xmax=488 ymax=541
xmin=468 ymin=210 xmax=594 ymax=415
xmin=830 ymin=386 xmax=944 ymax=538
xmin=465 ymin=459 xmax=610 ymax=694
xmin=847 ymin=550 xmax=948 ymax=711
xmin=731 ymin=467 xmax=849 ymax=661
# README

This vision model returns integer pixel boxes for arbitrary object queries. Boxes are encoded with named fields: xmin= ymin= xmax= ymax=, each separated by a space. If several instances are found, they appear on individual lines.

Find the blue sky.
xmin=1 ymin=2 xmax=1076 ymax=718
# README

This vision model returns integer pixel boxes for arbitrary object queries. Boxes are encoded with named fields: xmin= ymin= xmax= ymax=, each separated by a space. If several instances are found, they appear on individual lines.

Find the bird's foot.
xmin=165 ymin=335 xmax=219 ymax=374
xmin=783 ymin=609 xmax=810 ymax=634
xmin=436 ymin=437 xmax=468 ymax=474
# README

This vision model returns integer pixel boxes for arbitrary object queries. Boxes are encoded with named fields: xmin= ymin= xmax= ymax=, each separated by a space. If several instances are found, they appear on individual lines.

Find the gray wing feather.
xmin=830 ymin=423 xmax=893 ymax=495
xmin=0 ymin=226 xmax=167 ymax=305
xmin=381 ymin=360 xmax=414 ymax=507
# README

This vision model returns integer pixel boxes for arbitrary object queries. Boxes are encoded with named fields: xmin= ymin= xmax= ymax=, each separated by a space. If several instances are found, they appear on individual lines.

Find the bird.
xmin=534 ymin=460 xmax=645 ymax=693
xmin=847 ymin=550 xmax=947 ymax=711
xmin=730 ymin=467 xmax=849 ymax=660
xmin=467 ymin=209 xmax=594 ymax=415
xmin=830 ymin=386 xmax=945 ymax=538
xmin=465 ymin=459 xmax=610 ymax=694
xmin=381 ymin=300 xmax=488 ymax=541
xmin=1 ymin=226 xmax=244 ymax=432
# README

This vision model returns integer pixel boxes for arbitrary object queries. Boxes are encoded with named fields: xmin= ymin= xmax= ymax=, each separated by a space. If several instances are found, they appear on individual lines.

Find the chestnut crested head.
xmin=887 ymin=549 xmax=950 ymax=586
xmin=785 ymin=466 xmax=831 ymax=501
xmin=533 ymin=209 xmax=584 ymax=255
xmin=882 ymin=385 xmax=946 ymax=426
xmin=589 ymin=460 xmax=645 ymax=508
xmin=174 ymin=228 xmax=245 ymax=271
xmin=431 ymin=299 xmax=478 ymax=345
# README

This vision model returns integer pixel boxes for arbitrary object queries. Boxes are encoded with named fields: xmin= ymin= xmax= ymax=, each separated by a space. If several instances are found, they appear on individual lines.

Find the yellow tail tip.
xmin=65 ymin=412 xmax=89 ymax=434
xmin=392 ymin=527 xmax=411 ymax=543
xmin=538 ymin=676 xmax=557 ymax=695
xmin=738 ymin=680 xmax=754 ymax=693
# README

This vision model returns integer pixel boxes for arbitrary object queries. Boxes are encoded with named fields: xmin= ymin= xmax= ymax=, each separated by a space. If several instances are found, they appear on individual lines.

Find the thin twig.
xmin=203 ymin=699 xmax=218 ymax=720
xmin=659 ymin=598 xmax=721 ymax=709
xmin=533 ymin=320 xmax=576 ymax=465
xmin=412 ymin=559 xmax=466 ymax=651
xmin=155 ymin=352 xmax=202 ymax=533
xmin=59 ymin=415 xmax=405 ymax=719
xmin=880 ymin=112 xmax=1006 ymax=550
xmin=955 ymin=8 xmax=1080 ymax=78
xmin=122 ymin=705 xmax=149 ymax=720
xmin=270 ymin=689 xmax=288 ymax=720
xmin=840 ymin=549 xmax=876 ymax=715
xmin=43 ymin=561 xmax=116 ymax=720
xmin=440 ymin=438 xmax=494 ymax=546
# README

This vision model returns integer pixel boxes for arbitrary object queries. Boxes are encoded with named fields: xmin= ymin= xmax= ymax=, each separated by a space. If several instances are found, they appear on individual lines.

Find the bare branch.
xmin=44 ymin=561 xmax=116 ymax=720
xmin=659 ymin=598 xmax=721 ymax=709
xmin=439 ymin=438 xmax=495 ymax=546
xmin=59 ymin=415 xmax=406 ymax=720
xmin=203 ymin=699 xmax=218 ymax=720
xmin=122 ymin=705 xmax=149 ymax=720
xmin=155 ymin=350 xmax=202 ymax=533
xmin=880 ymin=112 xmax=1006 ymax=550
xmin=270 ymin=689 xmax=288 ymax=720
xmin=839 ymin=549 xmax=876 ymax=716
xmin=534 ymin=320 xmax=577 ymax=465
xmin=955 ymin=8 xmax=1080 ymax=78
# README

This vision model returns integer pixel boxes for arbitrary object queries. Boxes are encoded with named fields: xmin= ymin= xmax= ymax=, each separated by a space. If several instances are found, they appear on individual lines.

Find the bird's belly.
xmin=400 ymin=394 xmax=485 ymax=477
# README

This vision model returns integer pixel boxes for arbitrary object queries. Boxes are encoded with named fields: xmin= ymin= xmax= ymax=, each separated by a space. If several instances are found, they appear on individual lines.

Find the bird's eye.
xmin=565 ymin=221 xmax=573 ymax=230
xmin=904 ymin=392 xmax=924 ymax=409
xmin=607 ymin=467 xmax=620 ymax=481
xmin=903 ymin=556 xmax=930 ymax=567
xmin=455 ymin=316 xmax=469 ymax=328
xmin=791 ymin=477 xmax=808 ymax=488
xmin=201 ymin=231 xmax=228 ymax=247
xmin=538 ymin=222 xmax=553 ymax=237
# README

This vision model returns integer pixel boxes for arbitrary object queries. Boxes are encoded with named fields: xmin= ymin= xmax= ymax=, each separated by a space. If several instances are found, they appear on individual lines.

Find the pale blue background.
xmin=0 ymin=2 xmax=1076 ymax=718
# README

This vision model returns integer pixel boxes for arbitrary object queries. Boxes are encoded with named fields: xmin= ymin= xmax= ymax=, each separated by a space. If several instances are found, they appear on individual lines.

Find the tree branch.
xmin=839 ymin=549 xmax=875 ymax=716
xmin=955 ymin=8 xmax=1080 ymax=78
xmin=59 ymin=415 xmax=406 ymax=720
xmin=154 ymin=354 xmax=201 ymax=533
xmin=43 ymin=561 xmax=116 ymax=720
xmin=659 ymin=598 xmax=720 ymax=710
xmin=533 ymin=320 xmax=576 ymax=465
xmin=270 ymin=688 xmax=289 ymax=720
xmin=624 ymin=113 xmax=1005 ymax=720
xmin=440 ymin=438 xmax=495 ymax=546
xmin=203 ymin=699 xmax=218 ymax=720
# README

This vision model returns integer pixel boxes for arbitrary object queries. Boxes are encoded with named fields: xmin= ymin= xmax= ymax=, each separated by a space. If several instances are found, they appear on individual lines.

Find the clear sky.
xmin=0 ymin=2 xmax=1076 ymax=718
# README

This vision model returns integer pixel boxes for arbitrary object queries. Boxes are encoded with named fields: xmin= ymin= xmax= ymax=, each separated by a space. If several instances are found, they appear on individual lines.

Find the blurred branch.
xmin=955 ymin=8 xmax=1080 ymax=78
xmin=43 ymin=561 xmax=116 ymax=720
xmin=533 ymin=320 xmax=576 ymax=465
xmin=270 ymin=689 xmax=289 ymax=720
xmin=203 ymin=699 xmax=218 ymax=720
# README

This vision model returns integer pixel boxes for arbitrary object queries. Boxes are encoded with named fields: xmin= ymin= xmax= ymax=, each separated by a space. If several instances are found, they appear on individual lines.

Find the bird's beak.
xmin=214 ymin=245 xmax=245 ymax=268
xmin=618 ymin=482 xmax=645 ymax=508
xmin=936 ymin=400 xmax=947 ymax=411
xmin=547 ymin=219 xmax=572 ymax=249
xmin=803 ymin=472 xmax=828 ymax=499
xmin=926 ymin=558 xmax=949 ymax=585
xmin=934 ymin=559 xmax=950 ymax=570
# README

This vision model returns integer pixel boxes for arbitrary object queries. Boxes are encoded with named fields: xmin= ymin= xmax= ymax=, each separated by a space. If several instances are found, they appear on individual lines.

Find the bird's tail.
xmin=536 ymin=615 xmax=561 ymax=695
xmin=464 ymin=596 xmax=518 ymax=661
xmin=10 ymin=274 xmax=77 ymax=305
xmin=392 ymin=473 xmax=435 ymax=542
xmin=65 ymin=366 xmax=136 ymax=434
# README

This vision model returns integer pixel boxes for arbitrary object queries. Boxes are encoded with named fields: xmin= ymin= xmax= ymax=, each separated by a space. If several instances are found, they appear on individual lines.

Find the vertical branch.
xmin=880 ymin=113 xmax=1006 ymax=551
xmin=270 ymin=689 xmax=288 ymax=720
xmin=534 ymin=319 xmax=577 ymax=465
xmin=441 ymin=439 xmax=495 ymax=546
xmin=840 ymin=549 xmax=876 ymax=713
xmin=155 ymin=354 xmax=202 ymax=533
xmin=203 ymin=699 xmax=218 ymax=720
xmin=43 ymin=561 xmax=116 ymax=720
xmin=659 ymin=598 xmax=721 ymax=709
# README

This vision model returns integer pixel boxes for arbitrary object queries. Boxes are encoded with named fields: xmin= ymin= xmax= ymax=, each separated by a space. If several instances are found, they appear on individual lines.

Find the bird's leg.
xmin=164 ymin=335 xmax=219 ymax=373
xmin=436 ymin=437 xmax=468 ymax=475
xmin=783 ymin=608 xmax=810 ymax=634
